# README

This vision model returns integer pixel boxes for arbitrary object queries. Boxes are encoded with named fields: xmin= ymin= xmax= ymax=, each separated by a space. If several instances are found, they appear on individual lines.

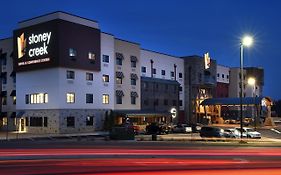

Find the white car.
xmin=235 ymin=127 xmax=261 ymax=139
xmin=224 ymin=128 xmax=240 ymax=138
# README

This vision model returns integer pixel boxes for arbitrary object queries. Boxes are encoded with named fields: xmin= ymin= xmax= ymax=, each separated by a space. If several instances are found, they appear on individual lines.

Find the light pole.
xmin=240 ymin=35 xmax=253 ymax=140
xmin=248 ymin=77 xmax=256 ymax=130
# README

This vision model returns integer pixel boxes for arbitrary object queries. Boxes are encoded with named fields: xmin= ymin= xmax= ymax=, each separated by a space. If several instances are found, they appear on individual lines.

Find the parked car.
xmin=224 ymin=128 xmax=240 ymax=138
xmin=159 ymin=124 xmax=172 ymax=134
xmin=172 ymin=124 xmax=192 ymax=133
xmin=200 ymin=126 xmax=224 ymax=138
xmin=235 ymin=127 xmax=261 ymax=139
xmin=191 ymin=123 xmax=203 ymax=133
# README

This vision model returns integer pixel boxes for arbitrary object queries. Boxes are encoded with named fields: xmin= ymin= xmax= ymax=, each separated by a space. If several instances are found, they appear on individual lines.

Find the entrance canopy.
xmin=200 ymin=96 xmax=272 ymax=106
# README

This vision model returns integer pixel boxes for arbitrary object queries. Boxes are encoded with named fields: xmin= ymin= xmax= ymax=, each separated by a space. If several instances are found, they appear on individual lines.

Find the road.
xmin=0 ymin=141 xmax=281 ymax=174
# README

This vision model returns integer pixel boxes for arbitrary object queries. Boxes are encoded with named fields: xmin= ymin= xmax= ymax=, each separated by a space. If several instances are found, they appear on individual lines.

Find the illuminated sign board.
xmin=170 ymin=108 xmax=177 ymax=119
xmin=204 ymin=52 xmax=211 ymax=69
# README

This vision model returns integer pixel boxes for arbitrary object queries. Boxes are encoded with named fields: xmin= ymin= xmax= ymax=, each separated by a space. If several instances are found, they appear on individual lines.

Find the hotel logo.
xmin=204 ymin=52 xmax=211 ymax=69
xmin=17 ymin=33 xmax=26 ymax=59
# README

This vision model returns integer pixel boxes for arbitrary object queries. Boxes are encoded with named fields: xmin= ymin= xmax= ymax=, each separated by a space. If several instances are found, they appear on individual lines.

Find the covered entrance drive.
xmin=200 ymin=97 xmax=273 ymax=126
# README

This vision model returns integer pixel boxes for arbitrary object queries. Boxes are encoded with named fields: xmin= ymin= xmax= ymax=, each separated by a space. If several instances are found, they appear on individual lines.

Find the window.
xmin=2 ymin=57 xmax=6 ymax=66
xmin=222 ymin=74 xmax=225 ymax=78
xmin=66 ymin=93 xmax=75 ymax=103
xmin=2 ymin=97 xmax=7 ymax=105
xmin=179 ymin=73 xmax=183 ymax=78
xmin=86 ymin=72 xmax=93 ymax=81
xmin=153 ymin=68 xmax=156 ymax=74
xmin=164 ymin=99 xmax=168 ymax=106
xmin=141 ymin=66 xmax=146 ymax=73
xmin=13 ymin=96 xmax=16 ymax=105
xmin=88 ymin=52 xmax=96 ymax=62
xmin=28 ymin=93 xmax=48 ymax=104
xmin=86 ymin=116 xmax=94 ymax=126
xmin=2 ymin=72 xmax=7 ymax=84
xmin=103 ymin=74 xmax=109 ymax=82
xmin=102 ymin=55 xmax=109 ymax=63
xmin=67 ymin=70 xmax=75 ymax=79
xmin=227 ymin=75 xmax=229 ymax=79
xmin=179 ymin=100 xmax=183 ymax=106
xmin=43 ymin=117 xmax=48 ymax=127
xmin=116 ymin=57 xmax=122 ymax=65
xmin=86 ymin=94 xmax=93 ymax=104
xmin=116 ymin=96 xmax=122 ymax=104
xmin=131 ymin=60 xmax=136 ymax=68
xmin=179 ymin=86 xmax=183 ymax=91
xmin=25 ymin=117 xmax=29 ymax=126
xmin=217 ymin=73 xmax=220 ymax=78
xmin=131 ymin=78 xmax=136 ymax=85
xmin=131 ymin=96 xmax=136 ymax=105
xmin=30 ymin=117 xmax=43 ymax=127
xmin=161 ymin=70 xmax=165 ymax=76
xmin=69 ymin=48 xmax=77 ymax=57
xmin=67 ymin=117 xmax=75 ymax=127
xmin=170 ymin=71 xmax=175 ymax=77
xmin=116 ymin=77 xmax=122 ymax=84
xmin=102 ymin=94 xmax=109 ymax=104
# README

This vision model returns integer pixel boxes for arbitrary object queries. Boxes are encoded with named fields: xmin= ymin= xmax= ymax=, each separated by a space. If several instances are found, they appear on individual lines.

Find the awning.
xmin=200 ymin=97 xmax=272 ymax=106
xmin=116 ymin=90 xmax=124 ymax=97
xmin=131 ymin=91 xmax=139 ymax=97
xmin=1 ymin=91 xmax=7 ymax=96
xmin=10 ymin=90 xmax=16 ymax=96
xmin=10 ymin=71 xmax=15 ymax=77
xmin=10 ymin=112 xmax=16 ymax=118
xmin=116 ymin=52 xmax=124 ymax=60
xmin=116 ymin=71 xmax=124 ymax=78
xmin=130 ymin=56 xmax=138 ymax=62
xmin=130 ymin=73 xmax=138 ymax=80
xmin=16 ymin=111 xmax=25 ymax=118
xmin=0 ymin=112 xmax=7 ymax=118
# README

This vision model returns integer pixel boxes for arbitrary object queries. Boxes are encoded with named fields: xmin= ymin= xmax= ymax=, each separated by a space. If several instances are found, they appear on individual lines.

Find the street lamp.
xmin=248 ymin=77 xmax=257 ymax=130
xmin=240 ymin=35 xmax=253 ymax=140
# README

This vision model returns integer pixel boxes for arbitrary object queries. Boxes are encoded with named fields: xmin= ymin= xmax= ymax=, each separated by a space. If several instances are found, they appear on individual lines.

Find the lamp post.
xmin=240 ymin=36 xmax=253 ymax=140
xmin=248 ymin=77 xmax=256 ymax=130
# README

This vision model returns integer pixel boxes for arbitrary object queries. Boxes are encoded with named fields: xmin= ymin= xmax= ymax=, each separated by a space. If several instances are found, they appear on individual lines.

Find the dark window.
xmin=25 ymin=117 xmax=29 ymax=126
xmin=179 ymin=73 xmax=183 ymax=78
xmin=66 ymin=70 xmax=75 ymax=79
xmin=179 ymin=86 xmax=183 ymax=91
xmin=86 ymin=116 xmax=94 ymax=126
xmin=131 ymin=96 xmax=136 ymax=105
xmin=217 ymin=73 xmax=220 ymax=78
xmin=2 ymin=57 xmax=6 ymax=65
xmin=30 ymin=117 xmax=43 ymax=127
xmin=43 ymin=117 xmax=48 ymax=127
xmin=102 ymin=55 xmax=109 ymax=63
xmin=86 ymin=73 xmax=93 ymax=81
xmin=86 ymin=94 xmax=93 ymax=104
xmin=131 ymin=78 xmax=136 ymax=85
xmin=179 ymin=100 xmax=183 ymax=106
xmin=2 ymin=72 xmax=7 ymax=84
xmin=116 ymin=96 xmax=122 ymax=104
xmin=153 ymin=68 xmax=156 ymax=74
xmin=103 ymin=75 xmax=109 ymax=82
xmin=161 ymin=70 xmax=166 ymax=76
xmin=227 ymin=75 xmax=229 ymax=79
xmin=171 ymin=71 xmax=175 ymax=77
xmin=141 ymin=66 xmax=146 ymax=73
xmin=25 ymin=94 xmax=30 ymax=104
xmin=67 ymin=117 xmax=75 ymax=127
xmin=222 ymin=74 xmax=225 ymax=78
xmin=131 ymin=60 xmax=136 ymax=68
xmin=164 ymin=99 xmax=168 ymax=106
xmin=173 ymin=100 xmax=177 ymax=106
xmin=116 ymin=58 xmax=122 ymax=65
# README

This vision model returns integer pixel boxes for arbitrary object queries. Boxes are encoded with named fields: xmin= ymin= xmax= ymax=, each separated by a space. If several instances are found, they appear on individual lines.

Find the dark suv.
xmin=200 ymin=126 xmax=224 ymax=138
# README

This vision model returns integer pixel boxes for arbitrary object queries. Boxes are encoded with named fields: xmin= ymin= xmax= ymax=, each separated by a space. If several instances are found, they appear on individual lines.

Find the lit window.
xmin=66 ymin=93 xmax=75 ymax=103
xmin=13 ymin=96 xmax=16 ymax=104
xmin=116 ymin=77 xmax=122 ymax=84
xmin=28 ymin=93 xmax=48 ymax=104
xmin=102 ymin=94 xmax=109 ymax=104
xmin=88 ymin=52 xmax=96 ymax=63
xmin=103 ymin=74 xmax=109 ymax=82
xmin=86 ymin=72 xmax=93 ymax=81
xmin=86 ymin=116 xmax=94 ymax=126
xmin=69 ymin=48 xmax=77 ymax=57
